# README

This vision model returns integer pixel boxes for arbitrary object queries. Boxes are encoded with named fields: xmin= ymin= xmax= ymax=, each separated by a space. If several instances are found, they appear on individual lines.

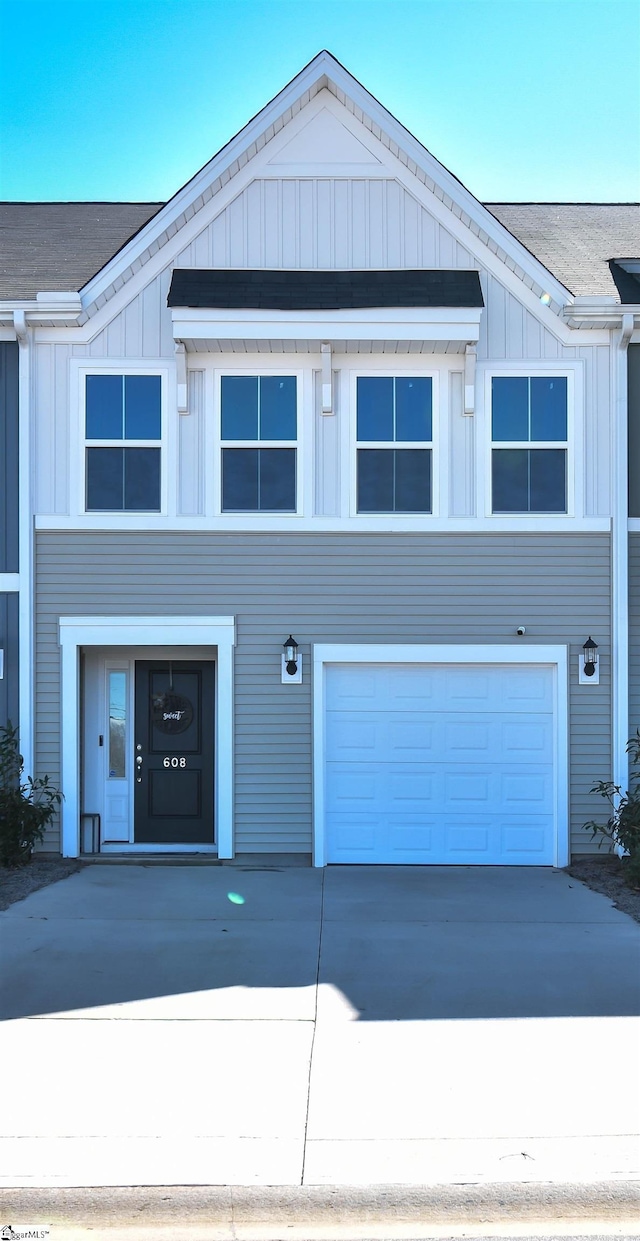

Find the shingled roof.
xmin=0 ymin=200 xmax=638 ymax=302
xmin=0 ymin=202 xmax=163 ymax=299
xmin=486 ymin=203 xmax=640 ymax=299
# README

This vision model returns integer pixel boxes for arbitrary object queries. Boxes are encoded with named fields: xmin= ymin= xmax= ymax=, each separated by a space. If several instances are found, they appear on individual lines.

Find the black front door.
xmin=134 ymin=661 xmax=215 ymax=844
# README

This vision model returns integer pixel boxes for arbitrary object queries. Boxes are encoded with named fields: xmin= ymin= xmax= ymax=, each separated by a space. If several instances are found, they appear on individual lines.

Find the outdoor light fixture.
xmin=583 ymin=637 xmax=598 ymax=677
xmin=282 ymin=635 xmax=302 ymax=684
xmin=579 ymin=636 xmax=599 ymax=684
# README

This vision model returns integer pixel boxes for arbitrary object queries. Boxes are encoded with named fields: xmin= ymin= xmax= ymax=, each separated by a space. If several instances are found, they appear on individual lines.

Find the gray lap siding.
xmin=35 ymin=531 xmax=611 ymax=855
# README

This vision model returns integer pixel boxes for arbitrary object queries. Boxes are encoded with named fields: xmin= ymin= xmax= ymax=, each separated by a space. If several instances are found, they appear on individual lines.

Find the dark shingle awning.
xmin=167 ymin=269 xmax=484 ymax=310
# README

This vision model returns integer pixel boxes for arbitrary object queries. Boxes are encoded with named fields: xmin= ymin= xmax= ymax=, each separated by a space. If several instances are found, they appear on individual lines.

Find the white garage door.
xmin=325 ymin=663 xmax=556 ymax=865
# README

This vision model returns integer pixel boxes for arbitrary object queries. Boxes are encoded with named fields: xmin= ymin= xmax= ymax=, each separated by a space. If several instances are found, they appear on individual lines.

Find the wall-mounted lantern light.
xmin=282 ymin=635 xmax=302 ymax=684
xmin=579 ymin=636 xmax=599 ymax=685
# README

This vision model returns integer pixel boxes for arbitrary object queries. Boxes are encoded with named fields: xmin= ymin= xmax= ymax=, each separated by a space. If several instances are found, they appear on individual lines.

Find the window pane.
xmin=259 ymin=448 xmax=296 ymax=510
xmin=86 ymin=375 xmax=123 ymax=439
xmin=125 ymin=375 xmax=161 ymax=439
xmin=492 ymin=449 xmax=529 ymax=512
xmin=357 ymin=377 xmax=394 ymax=441
xmin=395 ymin=378 xmax=432 ymax=442
xmin=222 ymin=448 xmax=259 ymax=510
xmin=492 ymin=377 xmax=528 ymax=441
xmin=394 ymin=449 xmax=431 ymax=512
xmin=357 ymin=449 xmax=394 ymax=511
xmin=221 ymin=376 xmax=258 ymax=440
xmin=530 ymin=449 xmax=566 ymax=512
xmin=531 ymin=377 xmax=567 ymax=441
xmin=86 ymin=447 xmax=124 ymax=510
xmin=124 ymin=448 xmax=161 ymax=511
xmin=108 ymin=671 xmax=126 ymax=779
xmin=260 ymin=376 xmax=297 ymax=440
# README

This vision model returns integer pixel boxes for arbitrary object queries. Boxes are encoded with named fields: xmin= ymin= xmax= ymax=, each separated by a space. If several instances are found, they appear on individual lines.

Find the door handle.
xmin=136 ymin=756 xmax=143 ymax=766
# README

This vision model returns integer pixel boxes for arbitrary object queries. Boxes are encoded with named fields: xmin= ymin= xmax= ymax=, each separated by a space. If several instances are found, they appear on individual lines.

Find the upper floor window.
xmin=491 ymin=376 xmax=567 ymax=514
xmin=221 ymin=375 xmax=297 ymax=512
xmin=356 ymin=376 xmax=432 ymax=513
xmin=85 ymin=374 xmax=161 ymax=511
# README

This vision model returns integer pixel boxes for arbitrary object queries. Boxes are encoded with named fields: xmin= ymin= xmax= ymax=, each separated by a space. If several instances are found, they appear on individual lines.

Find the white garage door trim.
xmin=312 ymin=644 xmax=568 ymax=868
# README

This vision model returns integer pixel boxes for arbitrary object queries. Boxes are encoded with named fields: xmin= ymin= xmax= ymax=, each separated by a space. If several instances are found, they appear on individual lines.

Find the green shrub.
xmin=585 ymin=732 xmax=640 ymax=887
xmin=0 ymin=723 xmax=62 ymax=868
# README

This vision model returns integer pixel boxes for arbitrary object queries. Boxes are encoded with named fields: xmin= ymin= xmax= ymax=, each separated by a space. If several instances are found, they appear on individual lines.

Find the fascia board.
xmin=171 ymin=307 xmax=482 ymax=343
xmin=77 ymin=51 xmax=571 ymax=318
xmin=78 ymin=57 xmax=337 ymax=308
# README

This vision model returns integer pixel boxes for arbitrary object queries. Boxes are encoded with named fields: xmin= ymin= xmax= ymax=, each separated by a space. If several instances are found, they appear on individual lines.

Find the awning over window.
xmin=169 ymin=269 xmax=484 ymax=349
xmin=167 ymin=269 xmax=484 ymax=310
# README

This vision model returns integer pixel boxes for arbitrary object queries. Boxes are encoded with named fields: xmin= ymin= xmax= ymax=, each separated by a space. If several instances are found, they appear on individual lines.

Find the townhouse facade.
xmin=1 ymin=52 xmax=639 ymax=866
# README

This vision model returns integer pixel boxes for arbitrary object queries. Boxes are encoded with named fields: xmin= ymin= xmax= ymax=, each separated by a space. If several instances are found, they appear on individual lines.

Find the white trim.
xmin=71 ymin=360 xmax=171 ymax=519
xmin=172 ymin=306 xmax=483 ymax=345
xmin=349 ymin=368 xmax=439 ymax=518
xmin=214 ymin=367 xmax=306 ymax=517
xmin=16 ymin=317 xmax=34 ymax=777
xmin=479 ymin=362 xmax=583 ymax=521
xmin=59 ymin=616 xmax=235 ymax=858
xmin=0 ymin=574 xmax=20 ymax=591
xmin=612 ymin=316 xmax=633 ymax=801
xmin=36 ymin=513 xmax=612 ymax=533
xmin=312 ymin=642 xmax=569 ymax=868
xmin=75 ymin=56 xmax=571 ymax=317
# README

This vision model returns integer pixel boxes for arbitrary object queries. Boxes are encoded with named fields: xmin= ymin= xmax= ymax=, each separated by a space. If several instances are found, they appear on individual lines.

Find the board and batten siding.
xmin=36 ymin=531 xmax=610 ymax=856
xmin=0 ymin=592 xmax=19 ymax=732
xmin=0 ymin=342 xmax=19 ymax=573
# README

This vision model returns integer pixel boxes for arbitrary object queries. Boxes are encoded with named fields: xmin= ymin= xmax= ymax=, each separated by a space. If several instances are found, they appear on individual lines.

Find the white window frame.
xmin=349 ymin=368 xmax=440 ymax=519
xmin=213 ymin=367 xmax=307 ymax=517
xmin=481 ymin=364 xmax=581 ymax=520
xmin=73 ymin=362 xmax=171 ymax=518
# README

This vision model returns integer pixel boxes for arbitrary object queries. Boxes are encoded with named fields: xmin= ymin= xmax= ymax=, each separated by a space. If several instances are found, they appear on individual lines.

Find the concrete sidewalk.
xmin=1 ymin=864 xmax=639 ymax=1188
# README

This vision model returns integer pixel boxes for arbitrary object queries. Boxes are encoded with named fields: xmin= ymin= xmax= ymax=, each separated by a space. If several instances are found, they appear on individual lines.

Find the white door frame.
xmin=59 ymin=615 xmax=235 ymax=858
xmin=312 ymin=643 xmax=569 ymax=868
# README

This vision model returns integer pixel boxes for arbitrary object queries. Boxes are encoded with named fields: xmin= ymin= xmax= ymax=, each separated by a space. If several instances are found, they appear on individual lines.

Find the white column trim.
xmin=612 ymin=315 xmax=634 ymax=812
xmin=15 ymin=312 xmax=34 ymax=777
xmin=59 ymin=615 xmax=235 ymax=858
xmin=312 ymin=643 xmax=569 ymax=869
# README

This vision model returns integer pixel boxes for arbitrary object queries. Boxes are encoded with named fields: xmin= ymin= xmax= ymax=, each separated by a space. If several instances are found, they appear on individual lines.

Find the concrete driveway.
xmin=1 ymin=863 xmax=639 ymax=1188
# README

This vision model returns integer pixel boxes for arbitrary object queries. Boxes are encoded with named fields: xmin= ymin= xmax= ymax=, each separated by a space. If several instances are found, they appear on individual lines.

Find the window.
xmin=85 ymin=375 xmax=161 ymax=511
xmin=356 ymin=376 xmax=432 ymax=513
xmin=491 ymin=376 xmax=567 ymax=513
xmin=221 ymin=375 xmax=297 ymax=512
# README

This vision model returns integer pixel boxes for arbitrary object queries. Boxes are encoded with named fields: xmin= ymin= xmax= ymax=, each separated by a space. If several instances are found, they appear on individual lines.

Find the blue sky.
xmin=1 ymin=0 xmax=638 ymax=203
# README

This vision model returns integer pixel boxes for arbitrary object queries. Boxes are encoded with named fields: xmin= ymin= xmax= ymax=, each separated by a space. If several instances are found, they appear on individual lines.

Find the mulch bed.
xmin=0 ymin=858 xmax=83 ymax=912
xmin=566 ymin=854 xmax=640 ymax=923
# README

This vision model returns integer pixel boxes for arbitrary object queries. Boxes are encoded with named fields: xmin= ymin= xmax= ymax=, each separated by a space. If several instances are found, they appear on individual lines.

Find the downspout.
xmin=13 ymin=310 xmax=34 ymax=779
xmin=612 ymin=312 xmax=634 ymax=813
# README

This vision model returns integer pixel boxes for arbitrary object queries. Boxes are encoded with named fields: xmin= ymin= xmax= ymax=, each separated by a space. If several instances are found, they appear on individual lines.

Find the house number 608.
xmin=163 ymin=757 xmax=187 ymax=768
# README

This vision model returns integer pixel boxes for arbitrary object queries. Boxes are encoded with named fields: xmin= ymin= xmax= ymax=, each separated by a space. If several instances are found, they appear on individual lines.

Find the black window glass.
xmin=358 ymin=449 xmax=394 ymax=511
xmin=124 ymin=376 xmax=161 ymax=440
xmin=86 ymin=447 xmax=124 ymax=510
xmin=222 ymin=448 xmax=259 ymax=510
xmin=492 ymin=449 xmax=529 ymax=512
xmin=394 ymin=449 xmax=431 ymax=512
xmin=221 ymin=376 xmax=258 ymax=440
xmin=259 ymin=449 xmax=296 ymax=510
xmin=357 ymin=378 xmax=394 ymax=441
xmin=260 ymin=376 xmax=297 ymax=440
xmin=492 ymin=377 xmax=529 ymax=442
xmin=395 ymin=378 xmax=432 ymax=442
xmin=124 ymin=448 xmax=161 ymax=510
xmin=529 ymin=449 xmax=566 ymax=512
xmin=86 ymin=375 xmax=123 ymax=440
xmin=530 ymin=377 xmax=567 ymax=441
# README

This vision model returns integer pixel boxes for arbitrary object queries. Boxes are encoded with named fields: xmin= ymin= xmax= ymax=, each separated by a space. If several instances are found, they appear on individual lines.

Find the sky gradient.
xmin=1 ymin=0 xmax=638 ymax=204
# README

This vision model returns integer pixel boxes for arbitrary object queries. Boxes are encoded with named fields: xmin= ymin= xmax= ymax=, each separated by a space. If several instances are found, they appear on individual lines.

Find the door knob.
xmin=136 ymin=756 xmax=143 ymax=766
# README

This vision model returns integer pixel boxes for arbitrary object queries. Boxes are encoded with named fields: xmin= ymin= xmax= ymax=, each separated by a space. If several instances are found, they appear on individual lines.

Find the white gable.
xmin=267 ymin=106 xmax=382 ymax=168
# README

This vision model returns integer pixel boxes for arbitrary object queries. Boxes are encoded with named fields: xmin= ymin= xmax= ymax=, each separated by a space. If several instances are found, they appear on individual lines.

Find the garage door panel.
xmin=324 ymin=663 xmax=556 ymax=865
